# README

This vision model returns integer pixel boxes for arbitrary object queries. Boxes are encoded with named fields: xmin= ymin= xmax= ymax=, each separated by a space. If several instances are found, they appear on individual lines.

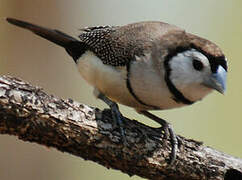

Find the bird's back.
xmin=78 ymin=21 xmax=182 ymax=66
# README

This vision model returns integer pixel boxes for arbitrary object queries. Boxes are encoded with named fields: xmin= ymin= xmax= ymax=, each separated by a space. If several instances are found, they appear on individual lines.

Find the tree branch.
xmin=0 ymin=75 xmax=241 ymax=180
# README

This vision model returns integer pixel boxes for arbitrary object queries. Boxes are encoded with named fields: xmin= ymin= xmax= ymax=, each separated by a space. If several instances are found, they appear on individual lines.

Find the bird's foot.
xmin=97 ymin=92 xmax=127 ymax=145
xmin=109 ymin=103 xmax=128 ymax=145
xmin=139 ymin=110 xmax=178 ymax=165
xmin=162 ymin=122 xmax=178 ymax=165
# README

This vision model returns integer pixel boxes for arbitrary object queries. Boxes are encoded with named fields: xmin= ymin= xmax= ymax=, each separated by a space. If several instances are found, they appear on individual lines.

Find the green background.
xmin=0 ymin=1 xmax=241 ymax=179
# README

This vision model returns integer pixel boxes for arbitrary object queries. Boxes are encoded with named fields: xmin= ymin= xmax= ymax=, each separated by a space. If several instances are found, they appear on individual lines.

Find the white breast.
xmin=129 ymin=55 xmax=186 ymax=110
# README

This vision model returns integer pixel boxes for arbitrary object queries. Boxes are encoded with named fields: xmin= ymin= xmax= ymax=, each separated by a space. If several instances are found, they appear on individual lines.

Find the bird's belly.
xmin=77 ymin=51 xmax=146 ymax=108
xmin=77 ymin=51 xmax=187 ymax=110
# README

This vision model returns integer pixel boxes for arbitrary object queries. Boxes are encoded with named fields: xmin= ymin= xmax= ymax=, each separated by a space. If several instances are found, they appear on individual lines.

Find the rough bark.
xmin=0 ymin=75 xmax=241 ymax=180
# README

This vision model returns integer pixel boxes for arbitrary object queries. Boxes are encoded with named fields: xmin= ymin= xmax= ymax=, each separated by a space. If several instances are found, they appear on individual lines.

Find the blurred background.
xmin=0 ymin=0 xmax=241 ymax=179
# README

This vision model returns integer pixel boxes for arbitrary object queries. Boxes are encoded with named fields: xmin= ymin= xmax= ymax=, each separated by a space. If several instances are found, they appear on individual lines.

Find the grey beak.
xmin=203 ymin=65 xmax=227 ymax=94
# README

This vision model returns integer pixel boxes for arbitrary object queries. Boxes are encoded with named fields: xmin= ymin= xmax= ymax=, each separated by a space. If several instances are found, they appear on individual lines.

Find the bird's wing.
xmin=78 ymin=21 xmax=180 ymax=66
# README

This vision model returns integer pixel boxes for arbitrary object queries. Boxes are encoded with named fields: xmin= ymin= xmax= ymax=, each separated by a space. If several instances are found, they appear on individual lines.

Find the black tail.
xmin=6 ymin=18 xmax=85 ymax=61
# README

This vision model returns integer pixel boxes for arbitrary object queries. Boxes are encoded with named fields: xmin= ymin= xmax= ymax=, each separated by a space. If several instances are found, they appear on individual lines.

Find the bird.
xmin=6 ymin=17 xmax=227 ymax=164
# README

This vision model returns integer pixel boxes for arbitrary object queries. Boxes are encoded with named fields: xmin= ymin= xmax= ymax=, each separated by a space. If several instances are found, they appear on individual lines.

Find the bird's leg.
xmin=139 ymin=110 xmax=178 ymax=165
xmin=96 ymin=92 xmax=127 ymax=144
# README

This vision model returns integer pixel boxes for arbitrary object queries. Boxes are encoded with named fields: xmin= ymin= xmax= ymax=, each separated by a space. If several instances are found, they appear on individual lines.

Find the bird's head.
xmin=153 ymin=31 xmax=227 ymax=103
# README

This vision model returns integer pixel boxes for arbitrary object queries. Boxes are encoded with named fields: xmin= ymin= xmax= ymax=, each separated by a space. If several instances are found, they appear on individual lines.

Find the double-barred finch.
xmin=6 ymin=18 xmax=227 ymax=164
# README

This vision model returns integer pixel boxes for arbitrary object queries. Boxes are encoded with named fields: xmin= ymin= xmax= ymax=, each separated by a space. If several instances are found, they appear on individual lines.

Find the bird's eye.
xmin=193 ymin=59 xmax=204 ymax=71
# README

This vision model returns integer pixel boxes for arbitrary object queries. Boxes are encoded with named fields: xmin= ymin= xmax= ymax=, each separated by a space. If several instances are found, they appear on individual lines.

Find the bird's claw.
xmin=139 ymin=110 xmax=178 ymax=165
xmin=97 ymin=92 xmax=128 ymax=145
xmin=110 ymin=103 xmax=128 ymax=145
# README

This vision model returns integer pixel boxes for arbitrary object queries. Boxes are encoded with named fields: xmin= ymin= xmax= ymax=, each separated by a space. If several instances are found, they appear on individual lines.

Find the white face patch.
xmin=169 ymin=49 xmax=212 ymax=101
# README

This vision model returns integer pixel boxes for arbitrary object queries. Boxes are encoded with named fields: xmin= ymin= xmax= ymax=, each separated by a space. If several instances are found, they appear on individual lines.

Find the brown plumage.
xmin=78 ymin=21 xmax=226 ymax=70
